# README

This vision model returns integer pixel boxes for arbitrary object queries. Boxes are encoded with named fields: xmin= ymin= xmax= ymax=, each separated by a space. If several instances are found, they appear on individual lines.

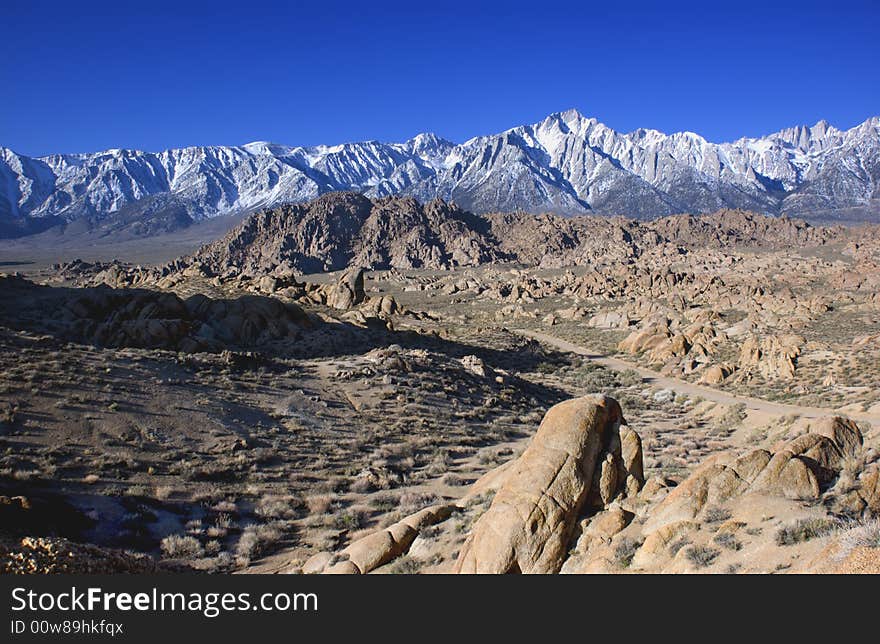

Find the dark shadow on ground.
xmin=0 ymin=275 xmax=561 ymax=375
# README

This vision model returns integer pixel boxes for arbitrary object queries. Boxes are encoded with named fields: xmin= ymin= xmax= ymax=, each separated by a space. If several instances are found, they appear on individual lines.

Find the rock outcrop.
xmin=308 ymin=504 xmax=455 ymax=575
xmin=454 ymin=395 xmax=643 ymax=574
xmin=444 ymin=407 xmax=876 ymax=574
xmin=646 ymin=416 xmax=862 ymax=531
xmin=322 ymin=267 xmax=366 ymax=310
xmin=737 ymin=334 xmax=803 ymax=380
xmin=0 ymin=274 xmax=311 ymax=353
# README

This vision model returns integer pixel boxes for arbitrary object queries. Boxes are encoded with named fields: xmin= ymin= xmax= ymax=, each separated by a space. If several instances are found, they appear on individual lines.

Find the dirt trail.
xmin=519 ymin=329 xmax=880 ymax=425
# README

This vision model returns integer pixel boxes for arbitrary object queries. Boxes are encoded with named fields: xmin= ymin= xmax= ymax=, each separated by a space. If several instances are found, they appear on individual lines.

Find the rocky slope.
xmin=187 ymin=193 xmax=507 ymax=274
xmin=2 ymin=111 xmax=878 ymax=238
xmin=174 ymin=193 xmax=853 ymax=274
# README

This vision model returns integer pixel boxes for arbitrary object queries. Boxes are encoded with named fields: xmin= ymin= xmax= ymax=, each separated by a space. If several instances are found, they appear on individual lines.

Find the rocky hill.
xmin=189 ymin=193 xmax=507 ymax=275
xmin=180 ymin=193 xmax=856 ymax=275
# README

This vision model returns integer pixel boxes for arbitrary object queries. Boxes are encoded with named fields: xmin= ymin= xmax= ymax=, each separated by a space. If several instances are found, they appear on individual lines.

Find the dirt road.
xmin=519 ymin=329 xmax=880 ymax=425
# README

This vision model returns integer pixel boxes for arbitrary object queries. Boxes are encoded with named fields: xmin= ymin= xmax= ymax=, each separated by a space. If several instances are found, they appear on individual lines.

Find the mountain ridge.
xmin=2 ymin=110 xmax=879 ymax=239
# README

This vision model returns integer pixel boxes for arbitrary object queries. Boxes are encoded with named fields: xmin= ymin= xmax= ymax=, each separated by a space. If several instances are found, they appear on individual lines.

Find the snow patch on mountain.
xmin=1 ymin=111 xmax=878 ymax=234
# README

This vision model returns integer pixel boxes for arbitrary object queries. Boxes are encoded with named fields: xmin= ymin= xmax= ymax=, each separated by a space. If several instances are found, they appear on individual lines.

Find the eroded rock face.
xmin=646 ymin=416 xmax=864 ymax=532
xmin=326 ymin=267 xmax=366 ymax=310
xmin=549 ymin=414 xmax=876 ymax=574
xmin=737 ymin=334 xmax=803 ymax=380
xmin=699 ymin=363 xmax=732 ymax=384
xmin=808 ymin=416 xmax=863 ymax=459
xmin=314 ymin=504 xmax=455 ymax=575
xmin=184 ymin=193 xmax=510 ymax=275
xmin=454 ymin=395 xmax=643 ymax=574
xmin=859 ymin=466 xmax=880 ymax=514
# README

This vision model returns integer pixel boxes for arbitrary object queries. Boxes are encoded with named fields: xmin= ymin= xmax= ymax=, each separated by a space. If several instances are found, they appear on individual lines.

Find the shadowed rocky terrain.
xmin=2 ymin=193 xmax=879 ymax=574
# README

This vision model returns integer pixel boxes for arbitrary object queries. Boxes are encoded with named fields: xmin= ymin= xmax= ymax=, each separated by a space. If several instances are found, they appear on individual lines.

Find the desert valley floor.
xmin=1 ymin=194 xmax=879 ymax=574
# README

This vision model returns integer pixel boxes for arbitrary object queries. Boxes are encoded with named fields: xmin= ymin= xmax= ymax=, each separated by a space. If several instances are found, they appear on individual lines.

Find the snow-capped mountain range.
xmin=2 ymin=109 xmax=879 ymax=238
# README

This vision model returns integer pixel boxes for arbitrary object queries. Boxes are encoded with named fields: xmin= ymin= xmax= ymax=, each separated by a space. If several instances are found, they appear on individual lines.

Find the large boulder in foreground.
xmin=454 ymin=395 xmax=643 ymax=574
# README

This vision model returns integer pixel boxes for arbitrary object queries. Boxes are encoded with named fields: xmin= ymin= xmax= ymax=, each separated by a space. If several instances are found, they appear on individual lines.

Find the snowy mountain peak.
xmin=1 ymin=111 xmax=879 ymax=235
xmin=558 ymin=108 xmax=586 ymax=125
xmin=242 ymin=141 xmax=293 ymax=155
xmin=405 ymin=132 xmax=453 ymax=153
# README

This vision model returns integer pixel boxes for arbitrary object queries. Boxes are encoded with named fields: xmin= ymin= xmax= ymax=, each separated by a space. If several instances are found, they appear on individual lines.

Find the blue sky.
xmin=3 ymin=0 xmax=878 ymax=156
